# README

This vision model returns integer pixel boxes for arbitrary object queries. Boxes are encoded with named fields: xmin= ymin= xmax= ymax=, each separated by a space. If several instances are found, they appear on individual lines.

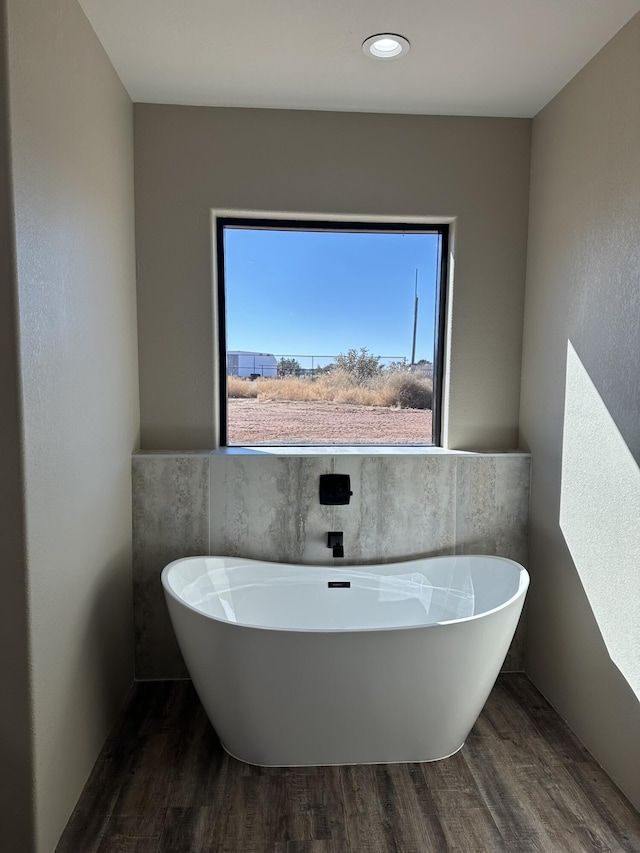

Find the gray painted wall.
xmin=521 ymin=13 xmax=640 ymax=809
xmin=2 ymin=2 xmax=636 ymax=846
xmin=134 ymin=106 xmax=531 ymax=452
xmin=4 ymin=0 xmax=140 ymax=849
xmin=0 ymin=2 xmax=33 ymax=848
xmin=133 ymin=451 xmax=530 ymax=680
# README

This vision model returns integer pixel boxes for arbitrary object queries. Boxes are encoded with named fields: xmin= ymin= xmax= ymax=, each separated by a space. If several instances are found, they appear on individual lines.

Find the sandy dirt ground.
xmin=227 ymin=398 xmax=433 ymax=445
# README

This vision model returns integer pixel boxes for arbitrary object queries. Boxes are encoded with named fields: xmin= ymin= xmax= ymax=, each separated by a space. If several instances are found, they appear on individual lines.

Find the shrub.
xmin=380 ymin=373 xmax=433 ymax=409
xmin=324 ymin=370 xmax=378 ymax=405
xmin=335 ymin=348 xmax=381 ymax=385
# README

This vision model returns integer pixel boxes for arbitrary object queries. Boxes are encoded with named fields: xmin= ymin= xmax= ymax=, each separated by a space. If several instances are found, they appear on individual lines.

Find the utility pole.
xmin=410 ymin=269 xmax=418 ymax=367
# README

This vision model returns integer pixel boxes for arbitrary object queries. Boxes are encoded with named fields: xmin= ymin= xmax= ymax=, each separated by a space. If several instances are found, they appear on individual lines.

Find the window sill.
xmin=212 ymin=446 xmax=528 ymax=457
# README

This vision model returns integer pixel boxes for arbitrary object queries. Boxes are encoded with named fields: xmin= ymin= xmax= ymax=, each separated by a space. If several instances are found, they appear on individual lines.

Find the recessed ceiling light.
xmin=362 ymin=33 xmax=410 ymax=60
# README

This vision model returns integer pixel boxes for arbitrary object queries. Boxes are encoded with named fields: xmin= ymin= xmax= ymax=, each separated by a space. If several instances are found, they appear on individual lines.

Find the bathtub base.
xmin=220 ymin=739 xmax=466 ymax=768
xmin=175 ymin=610 xmax=517 ymax=767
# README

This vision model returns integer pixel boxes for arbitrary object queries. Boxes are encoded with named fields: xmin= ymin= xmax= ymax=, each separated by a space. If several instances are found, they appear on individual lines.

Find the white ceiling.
xmin=79 ymin=0 xmax=640 ymax=117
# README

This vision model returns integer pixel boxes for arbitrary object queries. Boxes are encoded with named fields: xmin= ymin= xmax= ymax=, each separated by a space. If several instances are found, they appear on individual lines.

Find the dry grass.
xmin=227 ymin=375 xmax=259 ymax=398
xmin=227 ymin=370 xmax=432 ymax=409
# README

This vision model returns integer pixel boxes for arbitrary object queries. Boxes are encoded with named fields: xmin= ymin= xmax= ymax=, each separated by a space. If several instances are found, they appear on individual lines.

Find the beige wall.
xmin=0 ymin=2 xmax=34 ymax=848
xmin=5 ymin=0 xmax=140 ymax=849
xmin=134 ymin=106 xmax=531 ymax=451
xmin=521 ymin=13 xmax=640 ymax=808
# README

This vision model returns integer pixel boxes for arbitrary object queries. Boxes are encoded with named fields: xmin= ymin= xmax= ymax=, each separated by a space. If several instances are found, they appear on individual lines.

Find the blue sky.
xmin=224 ymin=226 xmax=441 ymax=369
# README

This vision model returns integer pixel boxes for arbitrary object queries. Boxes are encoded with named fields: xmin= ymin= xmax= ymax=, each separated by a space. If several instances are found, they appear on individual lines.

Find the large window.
xmin=216 ymin=219 xmax=448 ymax=447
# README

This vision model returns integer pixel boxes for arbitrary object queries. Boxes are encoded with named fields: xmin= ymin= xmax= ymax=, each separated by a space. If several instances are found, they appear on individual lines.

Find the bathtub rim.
xmin=161 ymin=554 xmax=529 ymax=634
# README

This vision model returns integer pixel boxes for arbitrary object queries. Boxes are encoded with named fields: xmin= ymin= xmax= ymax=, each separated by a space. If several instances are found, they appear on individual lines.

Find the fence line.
xmin=228 ymin=352 xmax=433 ymax=379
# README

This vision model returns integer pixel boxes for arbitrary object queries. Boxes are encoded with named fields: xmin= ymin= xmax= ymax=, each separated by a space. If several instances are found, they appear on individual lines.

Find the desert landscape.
xmin=227 ymin=398 xmax=433 ymax=445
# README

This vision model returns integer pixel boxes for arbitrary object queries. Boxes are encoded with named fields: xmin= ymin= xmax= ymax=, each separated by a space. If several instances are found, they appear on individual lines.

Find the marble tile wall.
xmin=133 ymin=453 xmax=209 ymax=678
xmin=133 ymin=450 xmax=530 ymax=678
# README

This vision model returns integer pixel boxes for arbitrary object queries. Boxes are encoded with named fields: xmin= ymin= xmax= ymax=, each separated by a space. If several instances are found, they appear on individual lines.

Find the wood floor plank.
xmin=104 ymin=734 xmax=175 ymax=838
xmin=434 ymin=805 xmax=504 ymax=852
xmin=200 ymin=761 xmax=258 ymax=852
xmin=384 ymin=763 xmax=451 ymax=852
xmin=244 ymin=764 xmax=351 ymax=851
xmin=462 ymin=719 xmax=559 ymax=852
xmin=157 ymin=806 xmax=218 ymax=852
xmin=54 ymin=805 xmax=114 ymax=853
xmin=564 ymin=761 xmax=640 ymax=852
xmin=507 ymin=762 xmax=608 ymax=852
xmin=420 ymin=748 xmax=480 ymax=794
xmin=55 ymin=721 xmax=141 ymax=851
xmin=338 ymin=762 xmax=449 ymax=853
xmin=167 ymin=699 xmax=226 ymax=806
xmin=496 ymin=674 xmax=593 ymax=766
xmin=339 ymin=764 xmax=399 ymax=853
xmin=310 ymin=765 xmax=353 ymax=851
xmin=56 ymin=677 xmax=640 ymax=853
xmin=96 ymin=833 xmax=159 ymax=853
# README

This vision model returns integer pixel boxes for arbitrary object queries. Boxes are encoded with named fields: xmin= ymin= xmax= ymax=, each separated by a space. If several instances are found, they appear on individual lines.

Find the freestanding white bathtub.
xmin=162 ymin=554 xmax=528 ymax=767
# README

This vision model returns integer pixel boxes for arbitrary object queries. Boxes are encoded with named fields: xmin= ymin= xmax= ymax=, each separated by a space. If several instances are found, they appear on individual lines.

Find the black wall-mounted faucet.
xmin=327 ymin=531 xmax=344 ymax=559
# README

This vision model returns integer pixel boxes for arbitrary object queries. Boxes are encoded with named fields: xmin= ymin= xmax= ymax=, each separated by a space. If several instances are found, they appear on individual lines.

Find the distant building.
xmin=411 ymin=362 xmax=434 ymax=379
xmin=227 ymin=351 xmax=277 ymax=378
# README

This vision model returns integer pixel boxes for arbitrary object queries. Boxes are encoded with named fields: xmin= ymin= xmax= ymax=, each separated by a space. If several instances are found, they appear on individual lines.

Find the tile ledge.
xmin=133 ymin=447 xmax=530 ymax=458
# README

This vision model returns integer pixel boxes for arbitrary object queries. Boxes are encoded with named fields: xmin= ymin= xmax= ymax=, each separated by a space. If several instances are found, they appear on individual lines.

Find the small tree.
xmin=335 ymin=348 xmax=381 ymax=385
xmin=277 ymin=357 xmax=301 ymax=376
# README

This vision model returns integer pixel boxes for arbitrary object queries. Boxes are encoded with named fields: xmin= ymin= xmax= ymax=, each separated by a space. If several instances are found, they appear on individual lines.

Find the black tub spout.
xmin=327 ymin=532 xmax=344 ymax=558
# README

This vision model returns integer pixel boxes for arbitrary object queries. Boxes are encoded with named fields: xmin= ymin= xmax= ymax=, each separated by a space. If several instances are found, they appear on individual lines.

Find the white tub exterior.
xmin=162 ymin=555 xmax=529 ymax=767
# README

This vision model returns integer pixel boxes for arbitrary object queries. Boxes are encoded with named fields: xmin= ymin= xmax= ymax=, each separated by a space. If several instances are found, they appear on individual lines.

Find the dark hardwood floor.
xmin=56 ymin=675 xmax=640 ymax=852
